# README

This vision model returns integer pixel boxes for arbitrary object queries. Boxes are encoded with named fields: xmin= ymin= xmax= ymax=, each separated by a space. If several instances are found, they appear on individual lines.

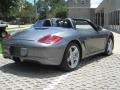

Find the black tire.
xmin=104 ymin=38 xmax=114 ymax=56
xmin=13 ymin=57 xmax=21 ymax=64
xmin=60 ymin=42 xmax=81 ymax=71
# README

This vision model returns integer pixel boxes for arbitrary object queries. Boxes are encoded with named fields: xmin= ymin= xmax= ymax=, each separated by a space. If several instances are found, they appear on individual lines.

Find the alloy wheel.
xmin=67 ymin=45 xmax=80 ymax=69
xmin=107 ymin=39 xmax=113 ymax=55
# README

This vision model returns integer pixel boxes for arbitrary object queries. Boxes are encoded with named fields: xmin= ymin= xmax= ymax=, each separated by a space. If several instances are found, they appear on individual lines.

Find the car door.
xmin=74 ymin=19 xmax=106 ymax=55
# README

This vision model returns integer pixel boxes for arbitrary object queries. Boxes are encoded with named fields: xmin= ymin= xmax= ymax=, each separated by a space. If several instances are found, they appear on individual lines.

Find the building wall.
xmin=68 ymin=8 xmax=90 ymax=18
xmin=96 ymin=0 xmax=120 ymax=13
xmin=96 ymin=0 xmax=120 ymax=31
xmin=68 ymin=0 xmax=95 ymax=22
xmin=68 ymin=8 xmax=95 ymax=21
xmin=116 ymin=0 xmax=120 ymax=10
xmin=68 ymin=0 xmax=90 ymax=8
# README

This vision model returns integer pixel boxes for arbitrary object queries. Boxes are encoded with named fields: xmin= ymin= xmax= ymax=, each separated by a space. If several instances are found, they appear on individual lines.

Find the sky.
xmin=27 ymin=0 xmax=103 ymax=8
xmin=91 ymin=0 xmax=103 ymax=8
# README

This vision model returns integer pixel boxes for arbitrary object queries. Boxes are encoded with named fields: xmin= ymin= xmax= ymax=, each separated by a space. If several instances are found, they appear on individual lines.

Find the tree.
xmin=36 ymin=0 xmax=68 ymax=19
xmin=0 ymin=0 xmax=19 ymax=17
xmin=36 ymin=0 xmax=46 ymax=19
xmin=16 ymin=0 xmax=36 ymax=23
xmin=34 ymin=0 xmax=38 ymax=20
xmin=54 ymin=6 xmax=68 ymax=19
xmin=49 ymin=0 xmax=68 ymax=18
xmin=18 ymin=1 xmax=35 ymax=18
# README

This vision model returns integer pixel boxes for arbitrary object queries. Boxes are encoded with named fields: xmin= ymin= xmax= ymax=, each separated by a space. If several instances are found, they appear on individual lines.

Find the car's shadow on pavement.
xmin=80 ymin=54 xmax=108 ymax=68
xmin=0 ymin=54 xmax=108 ymax=79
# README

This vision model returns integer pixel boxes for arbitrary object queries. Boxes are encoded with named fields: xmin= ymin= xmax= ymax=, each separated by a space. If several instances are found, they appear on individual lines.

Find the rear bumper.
xmin=2 ymin=40 xmax=67 ymax=65
xmin=4 ymin=55 xmax=62 ymax=65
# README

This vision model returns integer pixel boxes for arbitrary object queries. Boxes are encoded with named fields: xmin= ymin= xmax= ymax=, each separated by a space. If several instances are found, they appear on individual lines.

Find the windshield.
xmin=55 ymin=19 xmax=73 ymax=28
xmin=33 ymin=19 xmax=63 ymax=28
xmin=33 ymin=19 xmax=79 ymax=29
xmin=33 ymin=20 xmax=44 ymax=27
xmin=33 ymin=20 xmax=52 ymax=27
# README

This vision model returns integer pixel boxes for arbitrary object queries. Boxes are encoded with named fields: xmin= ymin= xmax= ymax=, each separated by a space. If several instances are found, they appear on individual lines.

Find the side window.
xmin=43 ymin=20 xmax=51 ymax=27
xmin=33 ymin=20 xmax=43 ymax=27
xmin=74 ymin=20 xmax=94 ymax=31
xmin=56 ymin=20 xmax=63 ymax=27
xmin=51 ymin=19 xmax=57 ymax=27
xmin=63 ymin=20 xmax=73 ymax=28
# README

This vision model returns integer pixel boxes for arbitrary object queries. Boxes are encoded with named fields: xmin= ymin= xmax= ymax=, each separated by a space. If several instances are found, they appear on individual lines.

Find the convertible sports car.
xmin=2 ymin=18 xmax=114 ymax=71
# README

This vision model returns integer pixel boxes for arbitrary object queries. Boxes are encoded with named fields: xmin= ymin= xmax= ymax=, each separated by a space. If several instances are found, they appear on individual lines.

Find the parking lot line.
xmin=43 ymin=73 xmax=71 ymax=90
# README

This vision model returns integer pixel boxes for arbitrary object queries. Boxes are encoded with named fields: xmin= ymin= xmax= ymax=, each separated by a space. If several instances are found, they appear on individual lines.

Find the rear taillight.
xmin=4 ymin=34 xmax=11 ymax=39
xmin=38 ymin=35 xmax=63 ymax=44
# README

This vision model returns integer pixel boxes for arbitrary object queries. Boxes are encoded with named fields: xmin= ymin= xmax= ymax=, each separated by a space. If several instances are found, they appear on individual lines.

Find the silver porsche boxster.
xmin=2 ymin=18 xmax=114 ymax=71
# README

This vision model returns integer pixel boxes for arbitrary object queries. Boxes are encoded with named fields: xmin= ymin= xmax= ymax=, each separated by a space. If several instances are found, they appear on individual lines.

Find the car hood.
xmin=10 ymin=27 xmax=67 ymax=41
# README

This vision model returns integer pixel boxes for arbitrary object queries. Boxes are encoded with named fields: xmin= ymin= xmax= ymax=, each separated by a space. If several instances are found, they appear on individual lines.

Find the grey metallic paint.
xmin=2 ymin=18 xmax=114 ymax=65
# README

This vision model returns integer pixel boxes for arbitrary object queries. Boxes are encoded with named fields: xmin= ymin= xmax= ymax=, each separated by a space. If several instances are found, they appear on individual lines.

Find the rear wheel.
xmin=13 ymin=57 xmax=21 ymax=64
xmin=60 ymin=42 xmax=81 ymax=71
xmin=105 ymin=38 xmax=114 ymax=55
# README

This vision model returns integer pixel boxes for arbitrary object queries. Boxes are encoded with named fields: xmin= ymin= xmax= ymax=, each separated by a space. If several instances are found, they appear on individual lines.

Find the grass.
xmin=6 ymin=24 xmax=32 ymax=32
xmin=0 ymin=43 xmax=2 ymax=54
xmin=0 ymin=24 xmax=32 ymax=54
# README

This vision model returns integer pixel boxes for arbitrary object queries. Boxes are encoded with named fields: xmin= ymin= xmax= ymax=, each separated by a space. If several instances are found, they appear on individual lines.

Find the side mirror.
xmin=96 ymin=26 xmax=102 ymax=31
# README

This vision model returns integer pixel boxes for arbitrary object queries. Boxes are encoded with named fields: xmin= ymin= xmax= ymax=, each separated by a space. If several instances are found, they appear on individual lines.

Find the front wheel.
xmin=104 ymin=38 xmax=114 ymax=55
xmin=60 ymin=43 xmax=81 ymax=71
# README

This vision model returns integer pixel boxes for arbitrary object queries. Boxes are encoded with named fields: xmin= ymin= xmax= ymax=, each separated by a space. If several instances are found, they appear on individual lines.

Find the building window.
xmin=81 ymin=0 xmax=85 ymax=5
xmin=86 ymin=0 xmax=89 ymax=3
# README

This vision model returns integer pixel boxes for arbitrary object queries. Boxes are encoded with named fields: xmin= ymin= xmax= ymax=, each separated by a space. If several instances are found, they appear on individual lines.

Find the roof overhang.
xmin=95 ymin=1 xmax=104 ymax=13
